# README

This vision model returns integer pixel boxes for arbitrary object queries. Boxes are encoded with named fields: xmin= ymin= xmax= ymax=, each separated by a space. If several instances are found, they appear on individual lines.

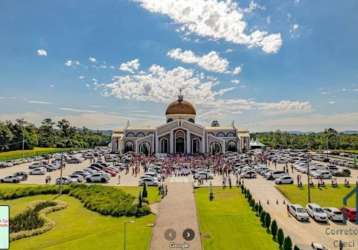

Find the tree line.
xmin=0 ymin=118 xmax=111 ymax=152
xmin=252 ymin=128 xmax=358 ymax=150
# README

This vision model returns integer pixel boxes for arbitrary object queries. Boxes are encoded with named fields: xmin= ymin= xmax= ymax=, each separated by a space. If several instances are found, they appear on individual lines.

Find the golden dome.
xmin=165 ymin=96 xmax=196 ymax=115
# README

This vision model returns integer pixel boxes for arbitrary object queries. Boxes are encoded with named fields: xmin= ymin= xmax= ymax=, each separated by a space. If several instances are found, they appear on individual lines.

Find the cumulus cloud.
xmin=89 ymin=57 xmax=97 ymax=63
xmin=134 ymin=0 xmax=282 ymax=53
xmin=231 ymin=79 xmax=240 ymax=85
xmin=119 ymin=59 xmax=140 ymax=73
xmin=232 ymin=66 xmax=242 ymax=75
xmin=167 ymin=49 xmax=230 ymax=73
xmin=243 ymin=1 xmax=265 ymax=13
xmin=100 ymin=64 xmax=311 ymax=117
xmin=36 ymin=49 xmax=47 ymax=56
xmin=65 ymin=60 xmax=80 ymax=67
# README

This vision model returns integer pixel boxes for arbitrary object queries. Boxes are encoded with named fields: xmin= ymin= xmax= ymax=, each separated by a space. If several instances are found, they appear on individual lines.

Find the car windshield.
xmin=296 ymin=208 xmax=305 ymax=213
xmin=315 ymin=208 xmax=324 ymax=213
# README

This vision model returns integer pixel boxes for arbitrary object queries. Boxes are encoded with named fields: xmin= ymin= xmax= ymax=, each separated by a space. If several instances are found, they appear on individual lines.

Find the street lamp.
xmin=307 ymin=153 xmax=311 ymax=203
xmin=123 ymin=220 xmax=135 ymax=250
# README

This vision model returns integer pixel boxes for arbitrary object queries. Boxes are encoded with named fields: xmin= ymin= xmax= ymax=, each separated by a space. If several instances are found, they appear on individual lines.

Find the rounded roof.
xmin=165 ymin=96 xmax=196 ymax=115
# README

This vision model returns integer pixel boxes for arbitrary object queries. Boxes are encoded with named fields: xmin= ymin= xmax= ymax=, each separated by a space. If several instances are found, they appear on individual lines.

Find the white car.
xmin=0 ymin=175 xmax=21 ymax=183
xmin=29 ymin=162 xmax=46 ymax=169
xmin=139 ymin=176 xmax=159 ymax=186
xmin=306 ymin=203 xmax=328 ymax=222
xmin=56 ymin=177 xmax=72 ymax=185
xmin=68 ymin=174 xmax=84 ymax=183
xmin=86 ymin=173 xmax=110 ymax=183
xmin=323 ymin=207 xmax=345 ymax=222
xmin=288 ymin=204 xmax=309 ymax=222
xmin=240 ymin=170 xmax=256 ymax=179
xmin=275 ymin=175 xmax=294 ymax=184
xmin=29 ymin=168 xmax=46 ymax=175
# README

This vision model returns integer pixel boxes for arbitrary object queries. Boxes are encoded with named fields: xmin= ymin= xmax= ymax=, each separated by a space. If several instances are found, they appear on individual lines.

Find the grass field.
xmin=195 ymin=187 xmax=277 ymax=250
xmin=277 ymin=185 xmax=356 ymax=208
xmin=0 ymin=185 xmax=159 ymax=250
xmin=0 ymin=147 xmax=74 ymax=161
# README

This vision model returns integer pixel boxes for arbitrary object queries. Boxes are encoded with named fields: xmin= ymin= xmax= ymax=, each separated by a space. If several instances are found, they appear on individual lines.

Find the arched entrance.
xmin=160 ymin=138 xmax=169 ymax=153
xmin=124 ymin=141 xmax=134 ymax=153
xmin=227 ymin=141 xmax=237 ymax=152
xmin=192 ymin=138 xmax=200 ymax=154
xmin=175 ymin=130 xmax=185 ymax=154
xmin=210 ymin=142 xmax=222 ymax=155
xmin=139 ymin=142 xmax=151 ymax=155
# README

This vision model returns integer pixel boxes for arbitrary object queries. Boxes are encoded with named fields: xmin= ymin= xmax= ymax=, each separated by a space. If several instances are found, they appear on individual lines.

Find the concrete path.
xmin=150 ymin=179 xmax=202 ymax=250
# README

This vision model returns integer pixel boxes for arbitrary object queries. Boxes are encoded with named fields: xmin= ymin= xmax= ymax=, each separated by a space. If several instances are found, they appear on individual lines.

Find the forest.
xmin=0 ymin=118 xmax=111 ymax=152
xmin=252 ymin=128 xmax=358 ymax=151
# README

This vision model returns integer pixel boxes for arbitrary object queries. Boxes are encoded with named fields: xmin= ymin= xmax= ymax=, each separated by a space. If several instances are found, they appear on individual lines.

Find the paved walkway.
xmin=150 ymin=180 xmax=202 ymax=250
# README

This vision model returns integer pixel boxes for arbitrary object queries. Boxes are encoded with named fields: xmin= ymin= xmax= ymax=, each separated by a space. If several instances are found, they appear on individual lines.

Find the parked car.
xmin=13 ymin=171 xmax=28 ymax=181
xmin=68 ymin=174 xmax=84 ymax=183
xmin=56 ymin=177 xmax=72 ymax=185
xmin=240 ymin=170 xmax=256 ymax=179
xmin=139 ymin=176 xmax=159 ymax=186
xmin=306 ymin=203 xmax=328 ymax=222
xmin=287 ymin=204 xmax=309 ymax=222
xmin=0 ymin=175 xmax=21 ymax=183
xmin=275 ymin=176 xmax=294 ymax=184
xmin=340 ymin=207 xmax=356 ymax=222
xmin=86 ymin=173 xmax=110 ymax=183
xmin=267 ymin=170 xmax=286 ymax=180
xmin=28 ymin=162 xmax=46 ymax=169
xmin=46 ymin=164 xmax=61 ymax=172
xmin=29 ymin=168 xmax=46 ymax=175
xmin=323 ymin=207 xmax=345 ymax=222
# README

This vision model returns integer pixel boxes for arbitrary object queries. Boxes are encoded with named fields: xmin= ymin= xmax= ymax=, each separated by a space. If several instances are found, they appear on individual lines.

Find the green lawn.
xmin=195 ymin=187 xmax=277 ymax=250
xmin=0 ymin=185 xmax=160 ymax=250
xmin=0 ymin=147 xmax=74 ymax=161
xmin=276 ymin=185 xmax=356 ymax=208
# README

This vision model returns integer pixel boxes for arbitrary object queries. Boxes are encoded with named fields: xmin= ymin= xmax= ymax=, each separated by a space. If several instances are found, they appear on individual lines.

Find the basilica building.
xmin=111 ymin=95 xmax=250 ymax=155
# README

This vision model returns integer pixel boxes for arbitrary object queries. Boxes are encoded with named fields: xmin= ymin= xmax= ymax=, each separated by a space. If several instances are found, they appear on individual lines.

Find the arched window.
xmin=188 ymin=118 xmax=195 ymax=123
xmin=167 ymin=118 xmax=173 ymax=123
xmin=136 ymin=132 xmax=145 ymax=137
xmin=227 ymin=132 xmax=236 ymax=137
xmin=126 ymin=132 xmax=135 ymax=137
xmin=216 ymin=132 xmax=225 ymax=137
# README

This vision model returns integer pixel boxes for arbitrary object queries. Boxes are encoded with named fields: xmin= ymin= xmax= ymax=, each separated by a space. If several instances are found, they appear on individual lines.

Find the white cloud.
xmin=79 ymin=76 xmax=85 ymax=80
xmin=232 ymin=66 xmax=242 ymax=75
xmin=243 ymin=1 xmax=265 ymax=13
xmin=100 ymin=64 xmax=311 ymax=116
xmin=59 ymin=107 xmax=97 ymax=113
xmin=353 ymin=88 xmax=358 ymax=92
xmin=49 ymin=84 xmax=55 ymax=88
xmin=119 ymin=59 xmax=140 ymax=73
xmin=134 ymin=0 xmax=282 ymax=54
xmin=64 ymin=60 xmax=80 ymax=67
xmin=167 ymin=49 xmax=230 ymax=73
xmin=231 ymin=80 xmax=240 ymax=85
xmin=36 ymin=49 xmax=47 ymax=56
xmin=89 ymin=57 xmax=97 ymax=63
xmin=225 ymin=48 xmax=233 ymax=53
xmin=27 ymin=100 xmax=51 ymax=105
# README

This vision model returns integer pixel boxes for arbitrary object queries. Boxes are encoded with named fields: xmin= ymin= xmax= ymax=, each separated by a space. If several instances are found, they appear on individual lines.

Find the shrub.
xmin=209 ymin=190 xmax=214 ymax=201
xmin=265 ymin=213 xmax=271 ymax=230
xmin=294 ymin=245 xmax=300 ymax=250
xmin=283 ymin=236 xmax=292 ymax=250
xmin=0 ymin=185 xmax=70 ymax=200
xmin=270 ymin=220 xmax=278 ymax=240
xmin=277 ymin=228 xmax=285 ymax=248
xmin=138 ymin=191 xmax=142 ymax=208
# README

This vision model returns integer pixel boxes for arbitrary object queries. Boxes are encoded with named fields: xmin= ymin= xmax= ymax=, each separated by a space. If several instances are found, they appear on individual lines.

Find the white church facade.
xmin=111 ymin=95 xmax=250 ymax=155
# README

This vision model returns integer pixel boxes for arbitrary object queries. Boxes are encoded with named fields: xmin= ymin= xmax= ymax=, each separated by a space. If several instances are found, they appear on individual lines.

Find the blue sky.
xmin=0 ymin=0 xmax=358 ymax=131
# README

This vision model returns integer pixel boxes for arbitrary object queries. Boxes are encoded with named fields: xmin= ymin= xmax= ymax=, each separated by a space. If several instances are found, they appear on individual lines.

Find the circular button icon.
xmin=164 ymin=228 xmax=176 ymax=241
xmin=183 ymin=228 xmax=195 ymax=241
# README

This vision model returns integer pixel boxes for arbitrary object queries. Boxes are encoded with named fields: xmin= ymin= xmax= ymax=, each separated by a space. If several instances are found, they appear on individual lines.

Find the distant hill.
xmin=341 ymin=131 xmax=358 ymax=135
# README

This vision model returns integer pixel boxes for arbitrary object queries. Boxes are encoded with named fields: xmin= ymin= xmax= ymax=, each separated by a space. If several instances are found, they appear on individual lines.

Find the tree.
xmin=39 ymin=118 xmax=56 ymax=147
xmin=0 ymin=122 xmax=13 ymax=151
xmin=265 ymin=213 xmax=271 ymax=230
xmin=260 ymin=211 xmax=266 ymax=225
xmin=270 ymin=220 xmax=278 ymax=239
xmin=294 ymin=245 xmax=300 ymax=250
xmin=142 ymin=183 xmax=148 ymax=199
xmin=277 ymin=228 xmax=285 ymax=248
xmin=283 ymin=236 xmax=292 ymax=250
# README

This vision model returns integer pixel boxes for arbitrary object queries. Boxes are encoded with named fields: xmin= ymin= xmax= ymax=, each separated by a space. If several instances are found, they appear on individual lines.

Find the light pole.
xmin=123 ymin=220 xmax=135 ymax=250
